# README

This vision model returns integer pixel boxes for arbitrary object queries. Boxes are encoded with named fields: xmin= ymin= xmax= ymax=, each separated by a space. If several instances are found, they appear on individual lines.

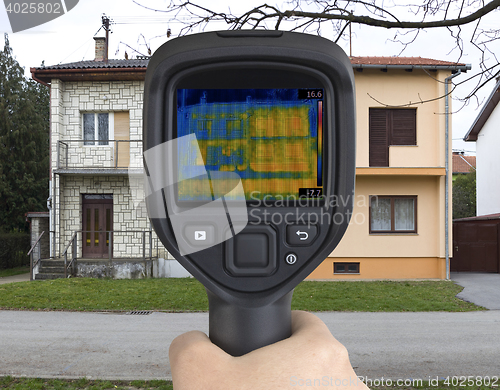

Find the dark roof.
xmin=452 ymin=154 xmax=476 ymax=174
xmin=38 ymin=58 xmax=150 ymax=70
xmin=31 ymin=55 xmax=470 ymax=84
xmin=454 ymin=213 xmax=500 ymax=222
xmin=26 ymin=212 xmax=50 ymax=218
xmin=464 ymin=78 xmax=500 ymax=142
xmin=31 ymin=58 xmax=149 ymax=84
xmin=38 ymin=56 xmax=466 ymax=70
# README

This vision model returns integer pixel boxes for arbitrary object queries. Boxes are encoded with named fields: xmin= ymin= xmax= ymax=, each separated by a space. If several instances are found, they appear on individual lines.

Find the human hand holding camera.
xmin=170 ymin=310 xmax=369 ymax=390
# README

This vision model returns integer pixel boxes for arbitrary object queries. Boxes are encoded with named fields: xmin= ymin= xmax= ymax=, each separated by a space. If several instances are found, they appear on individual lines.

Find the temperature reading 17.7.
xmin=298 ymin=89 xmax=323 ymax=99
xmin=299 ymin=188 xmax=323 ymax=198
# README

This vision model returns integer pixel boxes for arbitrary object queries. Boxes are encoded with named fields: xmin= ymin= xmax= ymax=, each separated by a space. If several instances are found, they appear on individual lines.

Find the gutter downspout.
xmin=445 ymin=70 xmax=462 ymax=280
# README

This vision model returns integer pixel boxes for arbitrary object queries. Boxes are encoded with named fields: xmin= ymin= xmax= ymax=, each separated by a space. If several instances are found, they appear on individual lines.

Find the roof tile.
xmin=350 ymin=56 xmax=466 ymax=66
xmin=38 ymin=58 xmax=150 ymax=70
xmin=453 ymin=154 xmax=476 ymax=174
xmin=34 ymin=56 xmax=466 ymax=71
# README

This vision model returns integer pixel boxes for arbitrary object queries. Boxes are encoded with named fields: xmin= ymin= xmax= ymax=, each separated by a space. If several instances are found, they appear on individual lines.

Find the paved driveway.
xmin=451 ymin=272 xmax=500 ymax=310
xmin=0 ymin=273 xmax=30 ymax=285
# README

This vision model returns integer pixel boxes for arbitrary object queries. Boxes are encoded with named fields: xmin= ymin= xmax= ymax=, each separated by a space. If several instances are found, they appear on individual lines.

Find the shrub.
xmin=0 ymin=233 xmax=30 ymax=269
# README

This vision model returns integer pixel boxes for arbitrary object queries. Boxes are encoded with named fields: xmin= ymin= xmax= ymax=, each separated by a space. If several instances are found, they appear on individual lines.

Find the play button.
xmin=183 ymin=225 xmax=215 ymax=247
xmin=195 ymin=231 xmax=206 ymax=241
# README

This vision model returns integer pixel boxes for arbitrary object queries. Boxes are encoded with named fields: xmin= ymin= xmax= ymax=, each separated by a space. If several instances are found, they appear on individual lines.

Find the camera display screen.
xmin=176 ymin=88 xmax=324 ymax=202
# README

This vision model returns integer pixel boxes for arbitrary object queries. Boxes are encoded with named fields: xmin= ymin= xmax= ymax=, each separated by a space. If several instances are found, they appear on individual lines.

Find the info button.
xmin=184 ymin=225 xmax=215 ymax=246
xmin=286 ymin=225 xmax=317 ymax=246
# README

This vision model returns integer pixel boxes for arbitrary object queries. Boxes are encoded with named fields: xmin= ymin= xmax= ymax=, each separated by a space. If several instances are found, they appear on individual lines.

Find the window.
xmin=83 ymin=113 xmax=113 ymax=145
xmin=334 ymin=262 xmax=360 ymax=274
xmin=369 ymin=108 xmax=416 ymax=167
xmin=370 ymin=196 xmax=417 ymax=233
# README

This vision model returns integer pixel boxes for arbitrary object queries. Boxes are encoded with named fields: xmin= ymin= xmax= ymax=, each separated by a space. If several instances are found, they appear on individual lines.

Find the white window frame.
xmin=82 ymin=112 xmax=114 ymax=146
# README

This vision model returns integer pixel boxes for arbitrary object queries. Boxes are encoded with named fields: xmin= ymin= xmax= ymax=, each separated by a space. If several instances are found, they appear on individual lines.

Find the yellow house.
xmin=308 ymin=57 xmax=470 ymax=280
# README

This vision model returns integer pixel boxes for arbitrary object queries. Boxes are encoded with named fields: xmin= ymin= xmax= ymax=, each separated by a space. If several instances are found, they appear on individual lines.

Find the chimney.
xmin=93 ymin=37 xmax=106 ymax=62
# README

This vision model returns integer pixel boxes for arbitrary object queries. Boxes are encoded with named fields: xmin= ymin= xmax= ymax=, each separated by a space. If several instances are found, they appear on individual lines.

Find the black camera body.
xmin=144 ymin=30 xmax=355 ymax=356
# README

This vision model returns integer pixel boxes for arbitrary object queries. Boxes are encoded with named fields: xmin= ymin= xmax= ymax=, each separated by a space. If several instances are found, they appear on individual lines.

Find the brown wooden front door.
xmin=82 ymin=195 xmax=113 ymax=258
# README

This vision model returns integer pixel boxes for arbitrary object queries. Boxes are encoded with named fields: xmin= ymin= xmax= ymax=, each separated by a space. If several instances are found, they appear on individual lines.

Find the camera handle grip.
xmin=207 ymin=288 xmax=293 ymax=357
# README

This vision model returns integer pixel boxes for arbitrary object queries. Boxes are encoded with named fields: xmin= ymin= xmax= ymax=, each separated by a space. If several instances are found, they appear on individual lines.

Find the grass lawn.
xmin=0 ymin=266 xmax=30 ymax=278
xmin=0 ymin=377 xmax=173 ymax=389
xmin=0 ymin=277 xmax=483 ymax=312
xmin=0 ymin=377 xmax=498 ymax=390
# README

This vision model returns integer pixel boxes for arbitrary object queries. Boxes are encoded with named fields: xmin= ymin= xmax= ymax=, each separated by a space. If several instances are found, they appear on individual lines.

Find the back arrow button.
xmin=286 ymin=225 xmax=317 ymax=246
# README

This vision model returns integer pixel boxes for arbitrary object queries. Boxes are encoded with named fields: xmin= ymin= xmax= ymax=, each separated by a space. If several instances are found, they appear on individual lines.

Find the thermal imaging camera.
xmin=143 ymin=30 xmax=355 ymax=356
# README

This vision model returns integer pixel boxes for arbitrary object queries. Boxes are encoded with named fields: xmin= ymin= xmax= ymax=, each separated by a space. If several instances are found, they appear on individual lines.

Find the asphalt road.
xmin=0 ymin=310 xmax=499 ymax=381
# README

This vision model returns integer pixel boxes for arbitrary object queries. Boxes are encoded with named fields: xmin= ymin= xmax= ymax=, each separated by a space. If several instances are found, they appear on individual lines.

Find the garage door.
xmin=452 ymin=222 xmax=499 ymax=273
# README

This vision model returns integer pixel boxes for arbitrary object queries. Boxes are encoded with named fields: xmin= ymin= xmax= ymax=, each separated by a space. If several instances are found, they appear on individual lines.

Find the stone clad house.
xmin=29 ymin=39 xmax=188 ymax=280
xmin=30 ymin=37 xmax=468 ymax=280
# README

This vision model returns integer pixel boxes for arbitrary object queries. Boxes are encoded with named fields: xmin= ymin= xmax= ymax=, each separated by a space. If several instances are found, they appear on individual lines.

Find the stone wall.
xmin=76 ymin=259 xmax=154 ymax=279
xmin=29 ymin=215 xmax=50 ymax=260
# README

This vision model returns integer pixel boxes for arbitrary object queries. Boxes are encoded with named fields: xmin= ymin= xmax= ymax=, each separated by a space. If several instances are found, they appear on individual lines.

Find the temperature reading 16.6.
xmin=298 ymin=89 xmax=323 ymax=99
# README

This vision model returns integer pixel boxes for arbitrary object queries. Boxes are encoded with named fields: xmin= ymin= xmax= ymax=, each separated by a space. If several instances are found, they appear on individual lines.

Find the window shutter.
xmin=391 ymin=109 xmax=416 ymax=145
xmin=369 ymin=109 xmax=389 ymax=167
xmin=115 ymin=111 xmax=130 ymax=168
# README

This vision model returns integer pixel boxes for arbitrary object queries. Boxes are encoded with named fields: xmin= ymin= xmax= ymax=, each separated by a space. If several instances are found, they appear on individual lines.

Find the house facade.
xmin=31 ymin=39 xmax=468 ymax=280
xmin=464 ymin=78 xmax=500 ymax=216
xmin=30 ymin=40 xmax=181 ymax=279
xmin=309 ymin=57 xmax=469 ymax=280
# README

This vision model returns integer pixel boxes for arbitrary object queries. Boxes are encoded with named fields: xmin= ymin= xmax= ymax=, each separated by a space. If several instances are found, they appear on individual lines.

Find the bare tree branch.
xmin=132 ymin=0 xmax=500 ymax=31
xmin=130 ymin=0 xmax=500 ymax=106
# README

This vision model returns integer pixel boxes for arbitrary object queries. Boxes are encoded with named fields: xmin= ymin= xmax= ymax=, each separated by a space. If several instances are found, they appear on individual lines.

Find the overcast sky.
xmin=2 ymin=0 xmax=500 ymax=155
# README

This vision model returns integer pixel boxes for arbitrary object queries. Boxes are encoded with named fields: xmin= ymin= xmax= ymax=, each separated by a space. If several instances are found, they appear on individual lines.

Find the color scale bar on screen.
xmin=317 ymin=100 xmax=323 ymax=187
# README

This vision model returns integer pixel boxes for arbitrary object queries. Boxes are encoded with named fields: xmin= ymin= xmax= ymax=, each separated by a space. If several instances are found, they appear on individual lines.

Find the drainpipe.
xmin=47 ymin=192 xmax=53 ymax=257
xmin=445 ymin=70 xmax=462 ymax=280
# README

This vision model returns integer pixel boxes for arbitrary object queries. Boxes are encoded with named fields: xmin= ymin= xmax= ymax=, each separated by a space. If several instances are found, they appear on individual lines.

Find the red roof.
xmin=350 ymin=56 xmax=466 ymax=67
xmin=452 ymin=153 xmax=476 ymax=174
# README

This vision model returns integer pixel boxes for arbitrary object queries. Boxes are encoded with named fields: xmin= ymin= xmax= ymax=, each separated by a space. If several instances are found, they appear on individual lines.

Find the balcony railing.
xmin=57 ymin=140 xmax=143 ymax=170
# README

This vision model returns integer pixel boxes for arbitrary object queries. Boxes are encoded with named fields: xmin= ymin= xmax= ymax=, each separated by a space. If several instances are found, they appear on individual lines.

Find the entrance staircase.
xmin=34 ymin=259 xmax=68 ymax=280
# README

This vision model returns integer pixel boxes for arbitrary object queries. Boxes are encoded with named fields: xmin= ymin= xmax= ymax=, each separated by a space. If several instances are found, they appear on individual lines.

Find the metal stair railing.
xmin=27 ymin=231 xmax=45 ymax=282
xmin=62 ymin=231 xmax=78 ymax=278
xmin=61 ymin=230 xmax=157 ymax=278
